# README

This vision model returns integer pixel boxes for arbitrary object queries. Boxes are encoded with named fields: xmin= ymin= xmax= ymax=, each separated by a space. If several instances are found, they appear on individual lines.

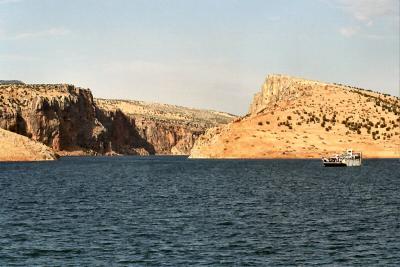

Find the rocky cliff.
xmin=249 ymin=74 xmax=322 ymax=114
xmin=191 ymin=74 xmax=400 ymax=158
xmin=95 ymin=99 xmax=236 ymax=155
xmin=0 ymin=83 xmax=235 ymax=157
xmin=0 ymin=84 xmax=162 ymax=155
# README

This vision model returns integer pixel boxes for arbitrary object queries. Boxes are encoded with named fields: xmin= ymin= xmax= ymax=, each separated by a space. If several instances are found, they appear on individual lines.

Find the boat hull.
xmin=321 ymin=149 xmax=362 ymax=167
xmin=323 ymin=162 xmax=347 ymax=167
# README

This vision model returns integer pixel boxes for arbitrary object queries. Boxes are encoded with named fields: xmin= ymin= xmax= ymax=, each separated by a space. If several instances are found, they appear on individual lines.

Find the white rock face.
xmin=249 ymin=74 xmax=329 ymax=115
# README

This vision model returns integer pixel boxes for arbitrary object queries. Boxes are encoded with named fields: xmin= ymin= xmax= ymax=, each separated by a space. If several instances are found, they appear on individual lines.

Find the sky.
xmin=0 ymin=0 xmax=399 ymax=115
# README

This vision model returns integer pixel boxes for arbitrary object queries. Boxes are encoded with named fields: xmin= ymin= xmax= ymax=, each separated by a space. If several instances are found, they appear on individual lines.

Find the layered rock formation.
xmin=95 ymin=99 xmax=235 ymax=154
xmin=190 ymin=74 xmax=400 ymax=158
xmin=0 ymin=83 xmax=148 ymax=155
xmin=0 ymin=128 xmax=57 ymax=161
xmin=249 ymin=74 xmax=320 ymax=114
xmin=0 ymin=83 xmax=235 ymax=157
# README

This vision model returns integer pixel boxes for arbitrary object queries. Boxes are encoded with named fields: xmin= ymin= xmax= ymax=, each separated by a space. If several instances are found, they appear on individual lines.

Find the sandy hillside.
xmin=190 ymin=74 xmax=400 ymax=159
xmin=0 ymin=128 xmax=58 ymax=161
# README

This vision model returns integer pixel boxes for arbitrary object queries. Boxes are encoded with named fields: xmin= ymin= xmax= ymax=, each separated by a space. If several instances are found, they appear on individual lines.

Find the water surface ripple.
xmin=0 ymin=157 xmax=399 ymax=266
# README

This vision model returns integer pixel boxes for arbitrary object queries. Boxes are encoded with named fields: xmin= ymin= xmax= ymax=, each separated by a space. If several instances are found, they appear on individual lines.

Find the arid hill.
xmin=190 ymin=74 xmax=400 ymax=158
xmin=0 ymin=128 xmax=57 ymax=161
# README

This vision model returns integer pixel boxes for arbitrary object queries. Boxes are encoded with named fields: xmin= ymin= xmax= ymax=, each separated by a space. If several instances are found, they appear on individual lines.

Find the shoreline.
xmin=1 ymin=154 xmax=399 ymax=163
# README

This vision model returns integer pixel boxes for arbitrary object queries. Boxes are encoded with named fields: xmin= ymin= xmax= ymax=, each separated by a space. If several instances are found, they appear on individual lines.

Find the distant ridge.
xmin=0 ymin=80 xmax=24 ymax=85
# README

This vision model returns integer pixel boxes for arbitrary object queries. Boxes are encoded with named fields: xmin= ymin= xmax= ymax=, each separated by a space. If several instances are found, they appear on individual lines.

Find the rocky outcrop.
xmin=0 ymin=128 xmax=58 ymax=161
xmin=249 ymin=74 xmax=323 ymax=115
xmin=191 ymin=74 xmax=400 ymax=158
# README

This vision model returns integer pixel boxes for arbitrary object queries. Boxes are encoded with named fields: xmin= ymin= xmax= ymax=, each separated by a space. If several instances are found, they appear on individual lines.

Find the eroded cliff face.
xmin=249 ymin=74 xmax=324 ymax=115
xmin=133 ymin=119 xmax=201 ymax=155
xmin=95 ymin=108 xmax=155 ymax=155
xmin=0 ymin=84 xmax=153 ymax=155
xmin=95 ymin=99 xmax=235 ymax=155
xmin=0 ymin=83 xmax=235 ymax=156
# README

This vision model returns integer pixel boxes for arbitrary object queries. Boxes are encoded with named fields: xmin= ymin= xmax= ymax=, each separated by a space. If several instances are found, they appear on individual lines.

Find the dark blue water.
xmin=0 ymin=157 xmax=399 ymax=266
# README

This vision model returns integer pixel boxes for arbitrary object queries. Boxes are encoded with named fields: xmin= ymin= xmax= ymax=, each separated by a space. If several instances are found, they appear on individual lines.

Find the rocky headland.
xmin=190 ymin=74 xmax=400 ymax=158
xmin=0 ymin=83 xmax=235 ymax=160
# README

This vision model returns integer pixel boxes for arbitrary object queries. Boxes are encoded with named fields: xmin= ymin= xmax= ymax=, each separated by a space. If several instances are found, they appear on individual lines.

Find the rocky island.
xmin=190 ymin=74 xmax=400 ymax=158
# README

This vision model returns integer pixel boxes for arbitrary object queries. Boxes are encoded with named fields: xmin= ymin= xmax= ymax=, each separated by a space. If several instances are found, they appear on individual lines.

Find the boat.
xmin=322 ymin=149 xmax=362 ymax=167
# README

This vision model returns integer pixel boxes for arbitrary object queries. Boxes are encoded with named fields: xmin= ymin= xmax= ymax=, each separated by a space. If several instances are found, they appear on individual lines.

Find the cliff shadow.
xmin=95 ymin=107 xmax=156 ymax=155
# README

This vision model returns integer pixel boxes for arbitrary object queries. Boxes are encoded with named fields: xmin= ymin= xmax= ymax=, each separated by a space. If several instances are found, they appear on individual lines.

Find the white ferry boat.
xmin=322 ymin=149 xmax=362 ymax=167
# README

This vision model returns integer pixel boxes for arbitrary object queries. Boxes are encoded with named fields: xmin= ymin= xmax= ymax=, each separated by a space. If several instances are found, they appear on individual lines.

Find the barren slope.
xmin=0 ymin=128 xmax=57 ymax=161
xmin=190 ymin=74 xmax=400 ymax=158
xmin=95 ymin=99 xmax=235 ymax=128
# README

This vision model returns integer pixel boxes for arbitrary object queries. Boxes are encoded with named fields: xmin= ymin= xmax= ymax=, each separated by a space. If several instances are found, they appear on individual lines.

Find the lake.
xmin=0 ymin=157 xmax=399 ymax=266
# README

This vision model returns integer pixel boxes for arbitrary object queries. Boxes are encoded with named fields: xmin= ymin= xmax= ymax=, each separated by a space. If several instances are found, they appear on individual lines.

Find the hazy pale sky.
xmin=1 ymin=0 xmax=399 ymax=114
